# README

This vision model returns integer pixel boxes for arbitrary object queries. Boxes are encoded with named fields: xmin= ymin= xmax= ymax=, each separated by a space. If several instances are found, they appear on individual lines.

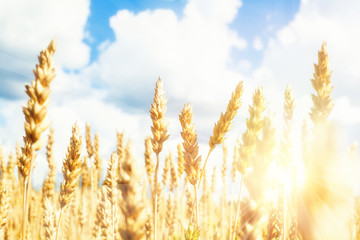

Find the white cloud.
xmin=98 ymin=40 xmax=111 ymax=52
xmin=253 ymin=0 xmax=360 ymax=146
xmin=253 ymin=37 xmax=264 ymax=51
xmin=257 ymin=0 xmax=360 ymax=94
xmin=184 ymin=0 xmax=242 ymax=24
xmin=0 ymin=99 xmax=24 ymax=154
xmin=0 ymin=0 xmax=91 ymax=70
xmin=84 ymin=0 xmax=247 ymax=118
xmin=332 ymin=97 xmax=360 ymax=126
xmin=237 ymin=59 xmax=252 ymax=71
xmin=0 ymin=0 xmax=92 ymax=188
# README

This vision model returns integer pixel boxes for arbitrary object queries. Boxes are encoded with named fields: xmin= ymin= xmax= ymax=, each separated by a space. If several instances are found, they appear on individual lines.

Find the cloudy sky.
xmin=1 ymin=0 xmax=359 ymax=188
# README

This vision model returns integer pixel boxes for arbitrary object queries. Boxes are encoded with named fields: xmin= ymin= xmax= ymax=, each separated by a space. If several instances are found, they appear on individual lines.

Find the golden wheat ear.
xmin=144 ymin=136 xmax=154 ymax=184
xmin=99 ymin=187 xmax=112 ymax=240
xmin=169 ymin=154 xmax=178 ymax=192
xmin=18 ymin=38 xmax=57 ymax=179
xmin=42 ymin=197 xmax=55 ymax=240
xmin=59 ymin=123 xmax=83 ymax=209
xmin=56 ymin=123 xmax=82 ymax=240
xmin=42 ymin=128 xmax=56 ymax=204
xmin=17 ymin=38 xmax=57 ymax=240
xmin=102 ymin=152 xmax=117 ymax=240
xmin=85 ymin=123 xmax=94 ymax=158
xmin=145 ymin=214 xmax=152 ymax=240
xmin=179 ymin=103 xmax=201 ymax=187
xmin=198 ymin=81 xmax=244 ymax=190
xmin=231 ymin=86 xmax=266 ymax=240
xmin=117 ymin=130 xmax=125 ymax=177
xmin=162 ymin=152 xmax=171 ymax=188
xmin=310 ymin=42 xmax=334 ymax=125
xmin=209 ymin=81 xmax=244 ymax=150
xmin=118 ymin=141 xmax=146 ymax=240
xmin=149 ymin=77 xmax=169 ymax=240
xmin=237 ymin=86 xmax=267 ymax=175
xmin=0 ymin=188 xmax=9 ymax=239
xmin=93 ymin=133 xmax=102 ymax=183
xmin=177 ymin=144 xmax=184 ymax=178
xmin=179 ymin=103 xmax=202 ymax=228
xmin=150 ymin=77 xmax=169 ymax=154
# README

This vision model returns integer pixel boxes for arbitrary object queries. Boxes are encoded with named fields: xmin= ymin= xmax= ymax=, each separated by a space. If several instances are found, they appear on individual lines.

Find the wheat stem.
xmin=153 ymin=153 xmax=160 ymax=240
xmin=21 ymin=178 xmax=28 ymax=240
xmin=229 ymin=185 xmax=234 ymax=240
xmin=112 ymin=200 xmax=115 ymax=240
xmin=231 ymin=174 xmax=244 ymax=240
xmin=195 ymin=185 xmax=199 ymax=228
xmin=22 ymin=147 xmax=34 ymax=240
xmin=283 ymin=188 xmax=287 ymax=240
xmin=55 ymin=207 xmax=64 ymax=240
xmin=197 ymin=148 xmax=213 ymax=190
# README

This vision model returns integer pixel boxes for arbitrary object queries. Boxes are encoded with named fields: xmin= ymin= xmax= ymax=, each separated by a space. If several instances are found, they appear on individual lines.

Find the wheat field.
xmin=0 ymin=39 xmax=359 ymax=240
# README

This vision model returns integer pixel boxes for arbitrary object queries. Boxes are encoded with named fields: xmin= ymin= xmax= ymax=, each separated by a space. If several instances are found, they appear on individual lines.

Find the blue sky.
xmin=0 ymin=0 xmax=301 ymax=101
xmin=0 ymin=0 xmax=359 ymax=188
xmin=84 ymin=0 xmax=300 ymax=66
xmin=84 ymin=0 xmax=187 ymax=62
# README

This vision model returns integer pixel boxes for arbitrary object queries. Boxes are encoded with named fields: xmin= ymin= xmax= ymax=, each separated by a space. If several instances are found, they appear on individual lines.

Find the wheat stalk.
xmin=232 ymin=86 xmax=266 ymax=240
xmin=310 ymin=43 xmax=334 ymax=124
xmin=165 ymin=194 xmax=174 ymax=237
xmin=236 ymin=86 xmax=267 ymax=174
xmin=85 ymin=123 xmax=93 ymax=158
xmin=59 ymin=123 xmax=82 ymax=208
xmin=17 ymin=38 xmax=56 ymax=240
xmin=185 ymin=224 xmax=200 ymax=240
xmin=42 ymin=198 xmax=55 ymax=240
xmin=179 ymin=104 xmax=201 ymax=187
xmin=42 ymin=128 xmax=56 ymax=204
xmin=118 ymin=141 xmax=146 ymax=240
xmin=149 ymin=77 xmax=169 ymax=240
xmin=310 ymin=42 xmax=334 ymax=125
xmin=117 ymin=131 xmax=125 ymax=176
xmin=103 ymin=152 xmax=117 ymax=240
xmin=221 ymin=143 xmax=227 ymax=238
xmin=85 ymin=123 xmax=96 ymax=211
xmin=229 ymin=141 xmax=239 ymax=239
xmin=162 ymin=153 xmax=171 ymax=187
xmin=179 ymin=103 xmax=201 ymax=228
xmin=93 ymin=133 xmax=102 ymax=183
xmin=3 ymin=152 xmax=16 ymax=188
xmin=0 ymin=188 xmax=9 ymax=239
xmin=279 ymin=86 xmax=295 ymax=240
xmin=145 ymin=214 xmax=153 ymax=240
xmin=209 ymin=81 xmax=244 ymax=149
xmin=177 ymin=144 xmax=184 ymax=178
xmin=169 ymin=155 xmax=178 ymax=192
xmin=185 ymin=187 xmax=194 ymax=222
xmin=18 ymin=39 xmax=57 ymax=177
xmin=56 ymin=123 xmax=82 ymax=240
xmin=78 ymin=192 xmax=87 ymax=234
xmin=92 ymin=190 xmax=102 ymax=239
xmin=98 ymin=187 xmax=111 ymax=240
xmin=198 ymin=81 xmax=243 ymax=189
xmin=267 ymin=194 xmax=283 ymax=240
xmin=150 ymin=78 xmax=169 ymax=155
xmin=0 ymin=141 xmax=5 ymax=181
xmin=144 ymin=137 xmax=154 ymax=186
